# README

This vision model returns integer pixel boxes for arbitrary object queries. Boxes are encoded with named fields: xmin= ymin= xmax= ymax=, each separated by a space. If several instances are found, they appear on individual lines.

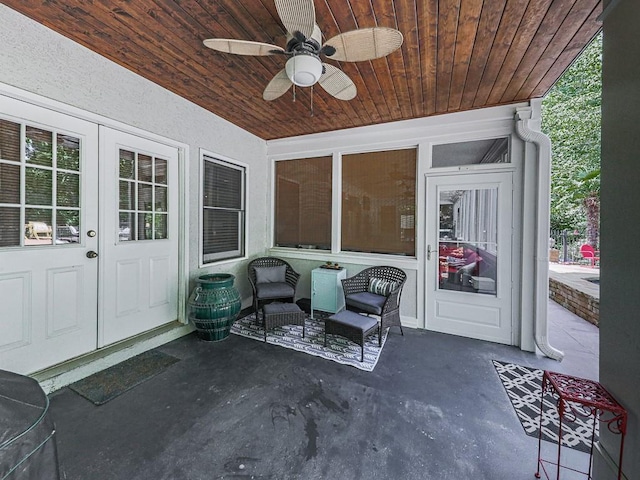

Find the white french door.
xmin=99 ymin=127 xmax=179 ymax=346
xmin=0 ymin=97 xmax=181 ymax=374
xmin=0 ymin=96 xmax=99 ymax=374
xmin=425 ymin=172 xmax=513 ymax=344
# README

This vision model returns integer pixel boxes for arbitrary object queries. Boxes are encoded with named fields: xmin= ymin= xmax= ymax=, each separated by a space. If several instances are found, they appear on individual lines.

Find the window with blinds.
xmin=342 ymin=149 xmax=416 ymax=256
xmin=274 ymin=156 xmax=332 ymax=250
xmin=202 ymin=154 xmax=245 ymax=263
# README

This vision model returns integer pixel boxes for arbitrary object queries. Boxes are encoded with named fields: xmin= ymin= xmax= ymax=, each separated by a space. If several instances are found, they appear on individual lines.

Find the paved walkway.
xmin=548 ymin=298 xmax=599 ymax=380
xmin=547 ymin=263 xmax=599 ymax=380
xmin=548 ymin=262 xmax=599 ymax=300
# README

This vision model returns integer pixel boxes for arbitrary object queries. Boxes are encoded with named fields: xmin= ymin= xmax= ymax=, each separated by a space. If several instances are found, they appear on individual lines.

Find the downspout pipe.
xmin=515 ymin=108 xmax=564 ymax=361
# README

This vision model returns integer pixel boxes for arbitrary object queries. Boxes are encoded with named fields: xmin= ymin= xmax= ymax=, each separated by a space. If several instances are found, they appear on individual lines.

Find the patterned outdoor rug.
xmin=493 ymin=360 xmax=597 ymax=454
xmin=231 ymin=312 xmax=388 ymax=372
xmin=69 ymin=350 xmax=180 ymax=405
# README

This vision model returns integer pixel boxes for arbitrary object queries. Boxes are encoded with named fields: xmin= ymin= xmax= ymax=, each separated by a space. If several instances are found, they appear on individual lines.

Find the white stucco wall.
xmin=596 ymin=0 xmax=640 ymax=478
xmin=0 ymin=4 xmax=268 ymax=304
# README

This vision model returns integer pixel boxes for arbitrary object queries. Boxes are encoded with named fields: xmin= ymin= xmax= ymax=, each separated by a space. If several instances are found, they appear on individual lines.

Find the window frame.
xmin=199 ymin=149 xmax=247 ymax=266
xmin=273 ymin=155 xmax=333 ymax=250
xmin=271 ymin=146 xmax=418 ymax=258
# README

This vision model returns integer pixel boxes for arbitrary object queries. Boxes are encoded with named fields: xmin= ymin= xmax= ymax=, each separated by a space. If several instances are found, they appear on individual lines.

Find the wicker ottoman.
xmin=324 ymin=310 xmax=379 ymax=362
xmin=262 ymin=303 xmax=306 ymax=342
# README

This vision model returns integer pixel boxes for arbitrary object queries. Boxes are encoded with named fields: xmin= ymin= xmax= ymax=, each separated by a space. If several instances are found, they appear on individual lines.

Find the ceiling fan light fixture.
xmin=285 ymin=54 xmax=322 ymax=87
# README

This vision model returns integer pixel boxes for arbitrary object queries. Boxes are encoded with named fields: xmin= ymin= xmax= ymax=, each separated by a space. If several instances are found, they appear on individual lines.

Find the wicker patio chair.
xmin=341 ymin=266 xmax=407 ymax=345
xmin=248 ymin=257 xmax=300 ymax=320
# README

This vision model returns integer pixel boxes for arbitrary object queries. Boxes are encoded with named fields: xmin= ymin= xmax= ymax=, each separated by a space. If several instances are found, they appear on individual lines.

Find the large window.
xmin=342 ymin=149 xmax=416 ymax=256
xmin=274 ymin=156 xmax=332 ymax=249
xmin=201 ymin=153 xmax=245 ymax=263
xmin=273 ymin=148 xmax=417 ymax=256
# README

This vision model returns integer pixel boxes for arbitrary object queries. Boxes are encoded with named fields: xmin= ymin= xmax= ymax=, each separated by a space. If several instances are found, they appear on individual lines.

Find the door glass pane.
xmin=437 ymin=188 xmax=498 ymax=295
xmin=0 ymin=163 xmax=20 ymax=203
xmin=119 ymin=180 xmax=135 ymax=210
xmin=119 ymin=212 xmax=135 ymax=241
xmin=25 ymin=208 xmax=53 ymax=245
xmin=25 ymin=126 xmax=53 ymax=167
xmin=119 ymin=150 xmax=135 ymax=179
xmin=0 ymin=207 xmax=21 ymax=247
xmin=26 ymin=167 xmax=53 ymax=205
xmin=57 ymin=172 xmax=80 ymax=207
xmin=154 ymin=213 xmax=167 ymax=239
xmin=137 ymin=213 xmax=153 ymax=240
xmin=138 ymin=154 xmax=153 ymax=182
xmin=138 ymin=183 xmax=153 ymax=211
xmin=155 ymin=186 xmax=167 ymax=212
xmin=57 ymin=134 xmax=80 ymax=171
xmin=155 ymin=158 xmax=167 ymax=184
xmin=0 ymin=119 xmax=21 ymax=162
xmin=56 ymin=210 xmax=80 ymax=244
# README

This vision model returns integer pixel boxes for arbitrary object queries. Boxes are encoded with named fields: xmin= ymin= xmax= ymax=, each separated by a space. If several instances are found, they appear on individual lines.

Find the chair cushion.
xmin=255 ymin=265 xmax=286 ymax=284
xmin=368 ymin=277 xmax=397 ymax=296
xmin=263 ymin=302 xmax=302 ymax=315
xmin=256 ymin=282 xmax=295 ymax=299
xmin=345 ymin=292 xmax=386 ymax=315
xmin=327 ymin=310 xmax=378 ymax=332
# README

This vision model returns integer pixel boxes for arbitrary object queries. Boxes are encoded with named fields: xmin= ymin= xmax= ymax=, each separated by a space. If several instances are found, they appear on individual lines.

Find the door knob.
xmin=86 ymin=251 xmax=98 ymax=259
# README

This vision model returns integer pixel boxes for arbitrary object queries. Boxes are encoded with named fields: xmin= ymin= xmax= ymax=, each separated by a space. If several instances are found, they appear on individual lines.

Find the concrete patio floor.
xmin=47 ymin=297 xmax=598 ymax=480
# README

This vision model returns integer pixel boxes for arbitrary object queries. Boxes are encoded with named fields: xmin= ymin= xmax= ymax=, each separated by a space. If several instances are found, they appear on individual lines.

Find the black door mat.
xmin=69 ymin=350 xmax=179 ymax=405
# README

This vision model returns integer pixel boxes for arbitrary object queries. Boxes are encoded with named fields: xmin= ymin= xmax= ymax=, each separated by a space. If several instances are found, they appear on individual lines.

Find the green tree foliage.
xmin=542 ymin=32 xmax=601 ymax=244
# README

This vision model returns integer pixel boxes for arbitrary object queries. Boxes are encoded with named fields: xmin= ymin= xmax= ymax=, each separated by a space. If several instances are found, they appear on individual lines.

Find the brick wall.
xmin=549 ymin=278 xmax=599 ymax=327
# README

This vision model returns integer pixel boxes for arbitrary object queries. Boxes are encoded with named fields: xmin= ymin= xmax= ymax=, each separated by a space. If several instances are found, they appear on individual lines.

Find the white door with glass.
xmin=425 ymin=172 xmax=513 ymax=344
xmin=0 ymin=96 xmax=99 ymax=374
xmin=99 ymin=127 xmax=179 ymax=346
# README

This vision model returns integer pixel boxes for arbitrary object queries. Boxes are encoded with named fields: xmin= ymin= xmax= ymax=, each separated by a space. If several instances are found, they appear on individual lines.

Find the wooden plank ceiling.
xmin=3 ymin=0 xmax=602 ymax=140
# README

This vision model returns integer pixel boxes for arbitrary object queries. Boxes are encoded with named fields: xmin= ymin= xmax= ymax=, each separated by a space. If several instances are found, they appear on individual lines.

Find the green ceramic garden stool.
xmin=188 ymin=273 xmax=241 ymax=341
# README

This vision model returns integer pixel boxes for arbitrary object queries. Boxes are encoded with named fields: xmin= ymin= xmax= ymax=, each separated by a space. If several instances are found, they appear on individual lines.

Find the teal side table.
xmin=311 ymin=267 xmax=346 ymax=319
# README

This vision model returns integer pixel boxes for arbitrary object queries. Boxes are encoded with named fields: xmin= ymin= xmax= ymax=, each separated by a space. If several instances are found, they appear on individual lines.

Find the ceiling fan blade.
xmin=274 ymin=0 xmax=316 ymax=39
xmin=318 ymin=64 xmax=356 ymax=101
xmin=324 ymin=27 xmax=404 ymax=62
xmin=263 ymin=69 xmax=293 ymax=101
xmin=203 ymin=38 xmax=285 ymax=56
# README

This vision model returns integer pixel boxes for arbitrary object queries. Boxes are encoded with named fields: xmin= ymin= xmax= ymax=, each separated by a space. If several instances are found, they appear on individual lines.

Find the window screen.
xmin=274 ymin=156 xmax=332 ymax=250
xmin=342 ymin=149 xmax=416 ymax=256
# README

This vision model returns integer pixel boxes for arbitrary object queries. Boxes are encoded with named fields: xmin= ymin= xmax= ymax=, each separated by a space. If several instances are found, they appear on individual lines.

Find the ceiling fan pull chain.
xmin=293 ymin=83 xmax=296 ymax=102
xmin=310 ymin=85 xmax=314 ymax=117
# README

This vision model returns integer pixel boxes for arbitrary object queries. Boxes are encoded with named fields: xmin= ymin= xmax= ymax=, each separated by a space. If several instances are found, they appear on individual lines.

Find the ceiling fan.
xmin=203 ymin=0 xmax=403 ymax=102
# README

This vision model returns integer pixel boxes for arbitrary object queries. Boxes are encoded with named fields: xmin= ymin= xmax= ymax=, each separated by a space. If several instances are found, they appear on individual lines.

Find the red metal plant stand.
xmin=535 ymin=371 xmax=627 ymax=480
